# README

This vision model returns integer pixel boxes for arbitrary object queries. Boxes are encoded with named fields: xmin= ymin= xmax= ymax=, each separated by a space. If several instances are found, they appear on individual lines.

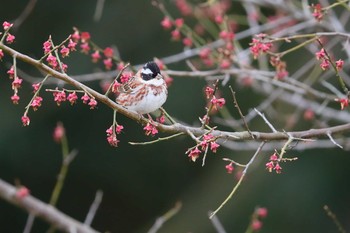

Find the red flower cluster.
xmin=48 ymin=90 xmax=98 ymax=109
xmin=225 ymin=162 xmax=234 ymax=174
xmin=143 ymin=122 xmax=158 ymax=136
xmin=335 ymin=98 xmax=349 ymax=110
xmin=311 ymin=3 xmax=324 ymax=22
xmin=186 ymin=134 xmax=220 ymax=162
xmin=69 ymin=30 xmax=119 ymax=70
xmin=250 ymin=34 xmax=272 ymax=59
xmin=315 ymin=47 xmax=344 ymax=71
xmin=270 ymin=56 xmax=288 ymax=80
xmin=106 ymin=124 xmax=124 ymax=147
xmin=265 ymin=152 xmax=282 ymax=174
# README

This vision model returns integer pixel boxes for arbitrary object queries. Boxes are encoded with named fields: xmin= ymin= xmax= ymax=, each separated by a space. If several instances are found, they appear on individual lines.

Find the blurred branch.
xmin=93 ymin=0 xmax=105 ymax=22
xmin=84 ymin=190 xmax=103 ymax=226
xmin=0 ymin=179 xmax=99 ymax=233
xmin=323 ymin=205 xmax=346 ymax=233
xmin=147 ymin=202 xmax=182 ymax=233
xmin=12 ymin=0 xmax=37 ymax=31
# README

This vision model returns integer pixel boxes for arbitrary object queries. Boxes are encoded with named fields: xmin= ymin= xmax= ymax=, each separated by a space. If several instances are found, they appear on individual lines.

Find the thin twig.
xmin=147 ymin=202 xmax=182 ymax=233
xmin=209 ymin=142 xmax=266 ymax=218
xmin=129 ymin=133 xmax=184 ymax=145
xmin=93 ymin=0 xmax=105 ymax=22
xmin=23 ymin=213 xmax=35 ymax=233
xmin=208 ymin=211 xmax=227 ymax=233
xmin=254 ymin=108 xmax=277 ymax=133
xmin=323 ymin=205 xmax=346 ymax=233
xmin=84 ymin=190 xmax=103 ymax=226
xmin=229 ymin=86 xmax=254 ymax=138
xmin=0 ymin=179 xmax=99 ymax=233
xmin=13 ymin=0 xmax=38 ymax=31
xmin=327 ymin=132 xmax=343 ymax=149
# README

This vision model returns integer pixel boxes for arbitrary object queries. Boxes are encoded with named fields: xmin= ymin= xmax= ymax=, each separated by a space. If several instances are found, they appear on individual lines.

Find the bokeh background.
xmin=0 ymin=1 xmax=350 ymax=232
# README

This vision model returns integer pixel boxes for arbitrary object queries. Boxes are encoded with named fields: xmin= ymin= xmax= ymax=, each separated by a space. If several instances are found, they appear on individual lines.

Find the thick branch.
xmin=0 ymin=179 xmax=99 ymax=233
xmin=1 ymin=43 xmax=350 ymax=142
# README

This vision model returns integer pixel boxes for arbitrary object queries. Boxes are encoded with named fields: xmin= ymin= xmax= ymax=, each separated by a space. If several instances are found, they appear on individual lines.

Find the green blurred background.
xmin=0 ymin=1 xmax=350 ymax=232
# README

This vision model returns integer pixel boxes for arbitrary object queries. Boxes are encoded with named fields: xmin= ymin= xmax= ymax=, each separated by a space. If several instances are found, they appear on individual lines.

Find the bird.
xmin=116 ymin=61 xmax=168 ymax=114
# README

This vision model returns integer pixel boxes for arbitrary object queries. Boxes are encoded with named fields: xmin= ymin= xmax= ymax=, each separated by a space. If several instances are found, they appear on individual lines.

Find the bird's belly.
xmin=126 ymin=90 xmax=167 ymax=114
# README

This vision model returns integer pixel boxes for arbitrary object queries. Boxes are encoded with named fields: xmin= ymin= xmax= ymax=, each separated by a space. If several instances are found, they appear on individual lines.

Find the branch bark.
xmin=0 ymin=179 xmax=99 ymax=233
xmin=0 ymin=42 xmax=349 ymax=143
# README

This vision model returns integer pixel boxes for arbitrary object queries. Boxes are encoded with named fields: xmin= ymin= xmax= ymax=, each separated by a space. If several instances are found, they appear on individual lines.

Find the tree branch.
xmin=0 ymin=179 xmax=99 ymax=233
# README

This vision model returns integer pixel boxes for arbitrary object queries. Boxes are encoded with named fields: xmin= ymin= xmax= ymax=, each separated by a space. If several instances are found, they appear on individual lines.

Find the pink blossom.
xmin=80 ymin=42 xmax=90 ymax=54
xmin=315 ymin=48 xmax=325 ymax=60
xmin=161 ymin=17 xmax=172 ymax=30
xmin=0 ymin=49 xmax=4 ymax=60
xmin=43 ymin=40 xmax=51 ymax=54
xmin=80 ymin=32 xmax=91 ymax=42
xmin=7 ymin=66 xmax=14 ymax=79
xmin=171 ymin=29 xmax=181 ymax=41
xmin=117 ymin=62 xmax=125 ymax=71
xmin=175 ymin=0 xmax=192 ymax=16
xmin=61 ymin=63 xmax=68 ymax=72
xmin=31 ymin=96 xmax=43 ymax=111
xmin=205 ymin=86 xmax=214 ymax=99
xmin=46 ymin=53 xmax=58 ymax=68
xmin=71 ymin=31 xmax=80 ymax=41
xmin=182 ymin=37 xmax=193 ymax=47
xmin=67 ymin=39 xmax=77 ymax=51
xmin=274 ymin=163 xmax=282 ymax=174
xmin=215 ymin=15 xmax=224 ymax=24
xmin=312 ymin=3 xmax=323 ymax=22
xmin=16 ymin=186 xmax=30 ymax=199
xmin=107 ymin=135 xmax=119 ymax=147
xmin=12 ymin=77 xmax=23 ymax=89
xmin=112 ymin=81 xmax=121 ymax=93
xmin=2 ymin=21 xmax=13 ymax=30
xmin=251 ymin=219 xmax=263 ymax=231
xmin=199 ymin=48 xmax=211 ymax=59
xmin=53 ymin=122 xmax=65 ymax=143
xmin=32 ymin=83 xmax=41 ymax=92
xmin=120 ymin=73 xmax=131 ymax=83
xmin=103 ymin=58 xmax=113 ymax=70
xmin=256 ymin=207 xmax=268 ymax=218
xmin=91 ymin=50 xmax=101 ymax=63
xmin=211 ymin=96 xmax=226 ymax=108
xmin=53 ymin=90 xmax=66 ymax=106
xmin=265 ymin=161 xmax=274 ymax=172
xmin=81 ymin=93 xmax=90 ymax=104
xmin=174 ymin=18 xmax=184 ymax=28
xmin=320 ymin=59 xmax=330 ymax=70
xmin=269 ymin=153 xmax=278 ymax=161
xmin=21 ymin=115 xmax=30 ymax=126
xmin=187 ymin=147 xmax=201 ymax=162
xmin=220 ymin=59 xmax=231 ymax=69
xmin=88 ymin=98 xmax=98 ymax=109
xmin=67 ymin=92 xmax=78 ymax=105
xmin=60 ymin=46 xmax=70 ymax=57
xmin=335 ymin=98 xmax=349 ymax=110
xmin=11 ymin=93 xmax=20 ymax=104
xmin=103 ymin=47 xmax=114 ymax=58
xmin=115 ymin=124 xmax=124 ymax=134
xmin=225 ymin=162 xmax=234 ymax=174
xmin=6 ymin=33 xmax=15 ymax=44
xmin=210 ymin=141 xmax=220 ymax=153
xmin=335 ymin=59 xmax=344 ymax=70
xmin=157 ymin=115 xmax=165 ymax=124
xmin=143 ymin=122 xmax=158 ymax=136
